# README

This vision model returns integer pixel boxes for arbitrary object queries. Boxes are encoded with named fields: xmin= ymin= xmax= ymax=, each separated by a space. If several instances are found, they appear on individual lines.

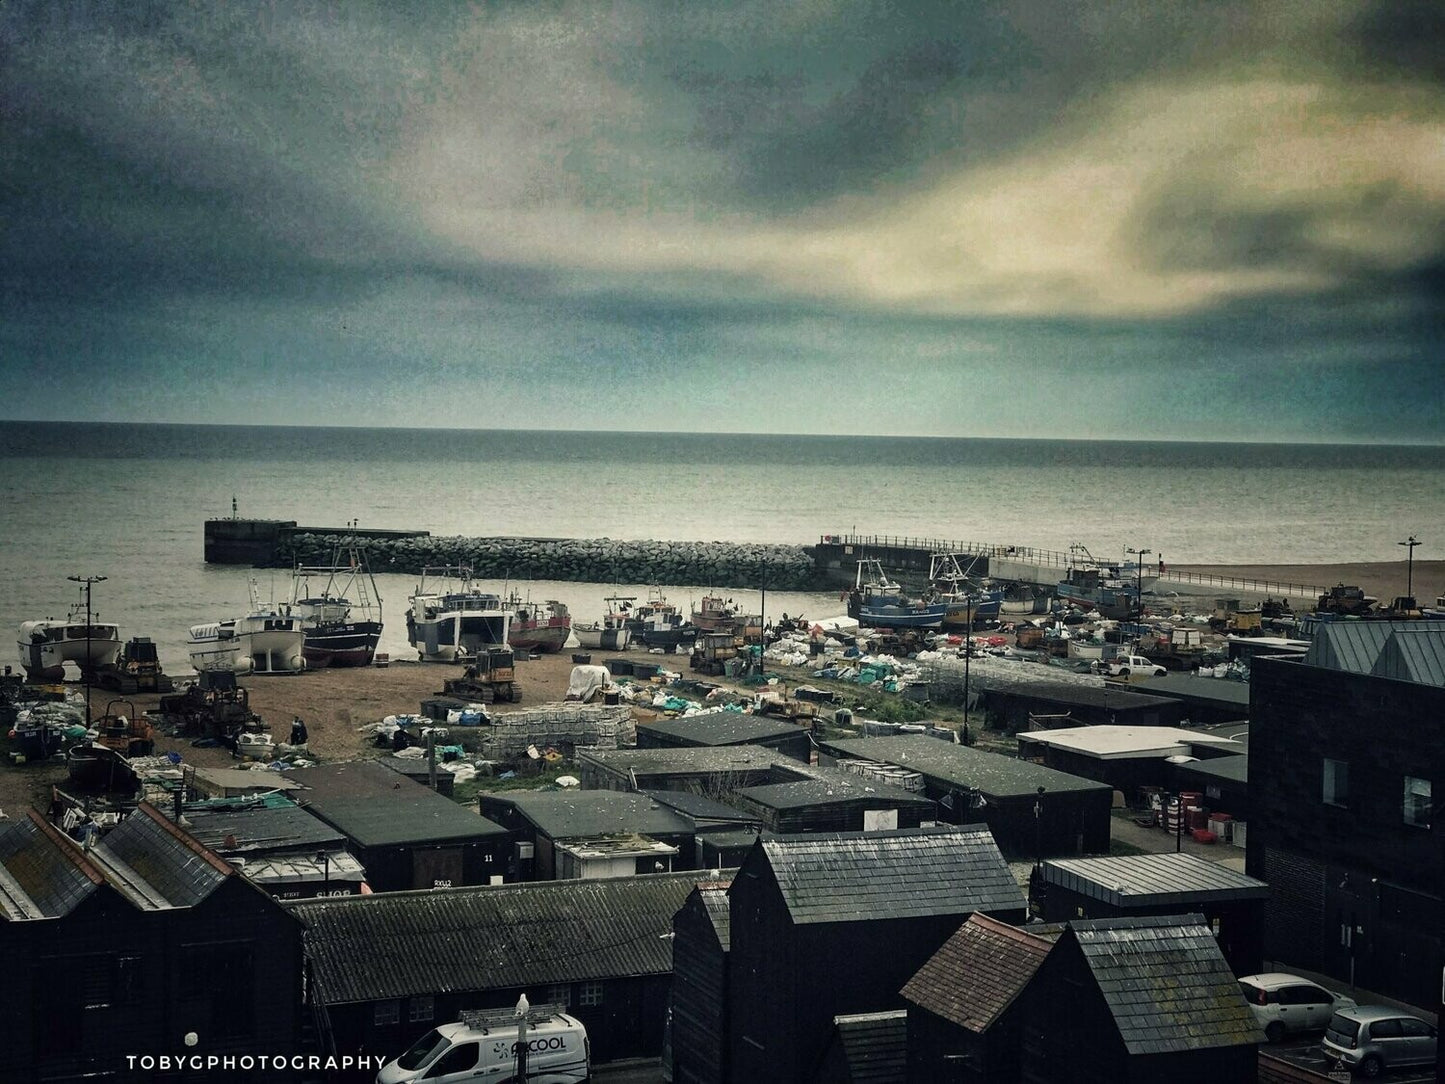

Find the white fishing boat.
xmin=405 ymin=566 xmax=512 ymax=663
xmin=573 ymin=596 xmax=634 ymax=651
xmin=17 ymin=583 xmax=123 ymax=681
xmin=188 ymin=581 xmax=307 ymax=675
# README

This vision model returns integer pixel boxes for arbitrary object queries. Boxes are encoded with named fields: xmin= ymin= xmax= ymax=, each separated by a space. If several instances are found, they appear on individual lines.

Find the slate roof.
xmin=1042 ymin=853 xmax=1268 ymax=908
xmin=181 ymin=802 xmax=346 ymax=854
xmin=286 ymin=761 xmax=508 ymax=847
xmin=0 ymin=814 xmax=105 ymax=919
xmin=638 ymin=710 xmax=804 ymax=745
xmin=288 ymin=871 xmax=717 ymax=1004
xmin=830 ymin=1010 xmax=907 ymax=1083
xmin=489 ymin=790 xmax=695 ymax=841
xmin=697 ymin=881 xmax=732 ymax=951
xmin=1304 ymin=620 xmax=1445 ymax=679
xmin=901 ymin=914 xmax=1058 ymax=1032
xmin=93 ymin=804 xmax=233 ymax=909
xmin=759 ymin=826 xmax=1026 ymax=925
xmin=824 ymin=736 xmax=1109 ymax=797
xmin=1068 ymin=913 xmax=1265 ymax=1054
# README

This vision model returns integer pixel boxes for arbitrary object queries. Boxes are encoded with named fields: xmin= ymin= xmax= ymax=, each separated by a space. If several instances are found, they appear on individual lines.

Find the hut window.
xmin=373 ymin=1000 xmax=400 ymax=1026
xmin=1403 ymin=777 xmax=1432 ymax=828
xmin=408 ymin=995 xmax=434 ymax=1023
xmin=578 ymin=982 xmax=604 ymax=1007
xmin=546 ymin=984 xmax=570 ymax=1006
xmin=1322 ymin=759 xmax=1349 ymax=808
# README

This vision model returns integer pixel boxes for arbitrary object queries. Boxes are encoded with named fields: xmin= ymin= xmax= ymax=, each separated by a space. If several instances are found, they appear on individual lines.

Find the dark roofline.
xmin=134 ymin=803 xmax=240 ymax=880
xmin=24 ymin=809 xmax=108 ymax=888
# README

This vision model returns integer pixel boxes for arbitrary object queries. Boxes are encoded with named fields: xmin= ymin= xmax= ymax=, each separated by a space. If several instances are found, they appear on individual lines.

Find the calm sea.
xmin=2 ymin=423 xmax=1440 ymax=673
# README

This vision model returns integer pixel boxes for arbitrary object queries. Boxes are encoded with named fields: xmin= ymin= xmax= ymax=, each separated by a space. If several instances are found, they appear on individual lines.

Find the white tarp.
xmin=565 ymin=665 xmax=612 ymax=703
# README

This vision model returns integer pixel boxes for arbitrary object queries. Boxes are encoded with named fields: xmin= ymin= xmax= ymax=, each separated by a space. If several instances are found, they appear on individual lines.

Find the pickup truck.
xmin=1092 ymin=655 xmax=1168 ymax=678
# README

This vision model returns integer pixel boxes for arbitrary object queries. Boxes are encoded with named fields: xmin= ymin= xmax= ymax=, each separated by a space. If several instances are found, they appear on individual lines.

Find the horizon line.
xmin=2 ymin=418 xmax=1443 ymax=449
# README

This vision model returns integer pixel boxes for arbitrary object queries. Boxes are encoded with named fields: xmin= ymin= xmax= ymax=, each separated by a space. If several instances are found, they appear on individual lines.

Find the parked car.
xmin=1237 ymin=973 xmax=1357 ymax=1042
xmin=1322 ymin=1005 xmax=1438 ymax=1078
xmin=1091 ymin=654 xmax=1168 ymax=678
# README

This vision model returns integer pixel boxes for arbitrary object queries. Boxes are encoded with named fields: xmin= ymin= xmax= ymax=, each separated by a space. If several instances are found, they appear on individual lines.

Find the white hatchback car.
xmin=1238 ymin=973 xmax=1358 ymax=1043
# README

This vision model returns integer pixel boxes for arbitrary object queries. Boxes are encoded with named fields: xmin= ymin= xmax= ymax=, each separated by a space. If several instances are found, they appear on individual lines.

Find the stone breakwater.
xmin=281 ymin=533 xmax=826 ymax=590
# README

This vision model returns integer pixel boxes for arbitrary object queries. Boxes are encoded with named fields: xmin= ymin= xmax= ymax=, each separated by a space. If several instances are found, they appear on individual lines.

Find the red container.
xmin=1186 ymin=806 xmax=1209 ymax=831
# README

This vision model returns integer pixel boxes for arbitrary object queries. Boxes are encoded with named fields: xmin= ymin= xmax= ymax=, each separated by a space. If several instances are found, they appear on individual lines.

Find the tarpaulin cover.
xmin=566 ymin=664 xmax=612 ymax=702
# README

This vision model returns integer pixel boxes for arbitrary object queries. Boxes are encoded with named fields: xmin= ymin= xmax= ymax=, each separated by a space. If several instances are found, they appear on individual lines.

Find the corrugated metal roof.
xmin=0 ymin=815 xmax=104 ymax=919
xmin=643 ymin=790 xmax=760 ymax=825
xmin=1069 ymin=914 xmax=1265 ymax=1054
xmin=1305 ymin=620 xmax=1445 ymax=678
xmin=831 ymin=1010 xmax=907 ymax=1083
xmin=761 ymin=826 xmax=1025 ymax=925
xmin=493 ymin=790 xmax=694 ymax=841
xmin=824 ymin=736 xmax=1109 ymax=796
xmin=95 ymin=805 xmax=230 ymax=909
xmin=579 ymin=745 xmax=781 ymax=777
xmin=638 ymin=710 xmax=802 ymax=745
xmin=1043 ymin=853 xmax=1267 ymax=908
xmin=900 ymin=913 xmax=1057 ymax=1033
xmin=289 ymin=871 xmax=716 ymax=1004
xmin=181 ymin=803 xmax=346 ymax=854
xmin=286 ymin=761 xmax=508 ymax=847
xmin=1371 ymin=628 xmax=1445 ymax=687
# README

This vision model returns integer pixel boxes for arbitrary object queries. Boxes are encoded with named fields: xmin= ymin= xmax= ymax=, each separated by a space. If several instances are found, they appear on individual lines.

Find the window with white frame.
xmin=545 ymin=984 xmax=569 ymax=1006
xmin=373 ymin=1000 xmax=400 ymax=1026
xmin=1404 ymin=776 xmax=1432 ymax=828
xmin=577 ymin=982 xmax=604 ymax=1007
xmin=1323 ymin=758 xmax=1349 ymax=808
xmin=409 ymin=995 xmax=434 ymax=1023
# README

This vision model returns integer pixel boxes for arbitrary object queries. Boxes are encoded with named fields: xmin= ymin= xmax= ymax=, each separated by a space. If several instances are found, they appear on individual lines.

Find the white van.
xmin=376 ymin=1008 xmax=589 ymax=1084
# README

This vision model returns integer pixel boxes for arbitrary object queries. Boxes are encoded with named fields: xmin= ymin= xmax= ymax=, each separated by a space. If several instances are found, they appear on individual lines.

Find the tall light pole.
xmin=1126 ymin=547 xmax=1151 ymax=620
xmin=67 ymin=574 xmax=106 ymax=724
xmin=1398 ymin=535 xmax=1420 ymax=602
xmin=961 ymin=593 xmax=975 ymax=744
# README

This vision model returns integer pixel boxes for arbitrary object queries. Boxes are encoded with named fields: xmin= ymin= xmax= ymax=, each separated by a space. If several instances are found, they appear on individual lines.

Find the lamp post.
xmin=315 ymin=850 xmax=331 ymax=896
xmin=1398 ymin=535 xmax=1420 ymax=602
xmin=961 ymin=593 xmax=975 ymax=743
xmin=67 ymin=574 xmax=106 ymax=725
xmin=1125 ymin=548 xmax=1150 ymax=620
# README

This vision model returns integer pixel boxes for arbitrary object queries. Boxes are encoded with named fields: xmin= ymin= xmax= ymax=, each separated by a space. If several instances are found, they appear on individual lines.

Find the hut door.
xmin=414 ymin=846 xmax=464 ymax=889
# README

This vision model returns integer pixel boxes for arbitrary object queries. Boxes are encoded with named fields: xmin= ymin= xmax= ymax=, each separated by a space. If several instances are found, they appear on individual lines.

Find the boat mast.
xmin=66 ymin=573 xmax=106 ymax=725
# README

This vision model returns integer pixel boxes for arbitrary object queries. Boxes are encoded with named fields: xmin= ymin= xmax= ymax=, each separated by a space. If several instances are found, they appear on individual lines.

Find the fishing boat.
xmin=847 ymin=560 xmax=946 ymax=630
xmin=17 ymin=586 xmax=123 ymax=681
xmin=573 ymin=596 xmax=634 ymax=651
xmin=406 ymin=566 xmax=511 ymax=663
xmin=690 ymin=594 xmax=761 ymax=638
xmin=1055 ymin=545 xmax=1143 ymax=620
xmin=624 ymin=587 xmax=700 ymax=649
xmin=290 ymin=544 xmax=384 ymax=667
xmin=505 ymin=593 xmax=572 ymax=654
xmin=929 ymin=553 xmax=1003 ymax=629
xmin=188 ymin=582 xmax=308 ymax=675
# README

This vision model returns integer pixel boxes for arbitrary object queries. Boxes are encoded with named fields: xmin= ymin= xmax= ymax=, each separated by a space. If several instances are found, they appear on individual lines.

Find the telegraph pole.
xmin=1126 ymin=547 xmax=1151 ymax=620
xmin=1398 ymin=535 xmax=1420 ymax=602
xmin=67 ymin=574 xmax=106 ymax=724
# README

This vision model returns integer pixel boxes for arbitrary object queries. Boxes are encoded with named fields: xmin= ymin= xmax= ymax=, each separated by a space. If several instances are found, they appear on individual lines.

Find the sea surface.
xmin=2 ymin=422 xmax=1441 ymax=675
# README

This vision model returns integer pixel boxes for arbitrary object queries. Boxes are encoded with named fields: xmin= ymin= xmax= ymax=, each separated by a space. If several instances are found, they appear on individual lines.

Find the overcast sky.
xmin=2 ymin=1 xmax=1442 ymax=441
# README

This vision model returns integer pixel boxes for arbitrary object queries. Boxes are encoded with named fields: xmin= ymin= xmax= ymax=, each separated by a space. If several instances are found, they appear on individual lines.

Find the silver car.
xmin=1322 ymin=1005 xmax=1438 ymax=1077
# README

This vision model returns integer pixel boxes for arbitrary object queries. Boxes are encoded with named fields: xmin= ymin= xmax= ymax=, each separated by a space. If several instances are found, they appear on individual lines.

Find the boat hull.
xmin=508 ymin=623 xmax=571 ymax=654
xmin=409 ymin=612 xmax=510 ymax=663
xmin=188 ymin=622 xmax=306 ymax=675
xmin=857 ymin=604 xmax=946 ymax=630
xmin=574 ymin=624 xmax=631 ymax=651
xmin=302 ymin=621 xmax=382 ymax=667
xmin=17 ymin=622 xmax=123 ymax=682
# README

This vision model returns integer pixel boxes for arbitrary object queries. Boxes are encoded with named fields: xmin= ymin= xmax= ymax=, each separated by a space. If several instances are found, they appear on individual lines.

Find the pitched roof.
xmin=1041 ymin=853 xmax=1268 ymax=908
xmin=830 ymin=1010 xmax=907 ymax=1083
xmin=823 ymin=736 xmax=1109 ymax=796
xmin=1370 ymin=628 xmax=1445 ymax=687
xmin=1304 ymin=620 xmax=1445 ymax=679
xmin=0 ymin=813 xmax=106 ymax=919
xmin=489 ymin=790 xmax=695 ymax=840
xmin=901 ymin=914 xmax=1057 ymax=1032
xmin=286 ymin=761 xmax=508 ymax=847
xmin=696 ymin=881 xmax=732 ymax=951
xmin=289 ymin=871 xmax=709 ymax=1004
xmin=180 ymin=802 xmax=346 ymax=854
xmin=734 ymin=762 xmax=934 ymax=812
xmin=1068 ymin=914 xmax=1264 ymax=1054
xmin=757 ymin=826 xmax=1025 ymax=925
xmin=90 ymin=804 xmax=234 ymax=910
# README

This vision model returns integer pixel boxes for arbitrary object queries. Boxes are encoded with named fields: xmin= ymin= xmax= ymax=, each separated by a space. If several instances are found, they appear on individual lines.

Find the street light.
xmin=961 ymin=593 xmax=975 ymax=744
xmin=1125 ymin=548 xmax=1151 ymax=620
xmin=67 ymin=574 xmax=107 ymax=725
xmin=1398 ymin=535 xmax=1420 ymax=602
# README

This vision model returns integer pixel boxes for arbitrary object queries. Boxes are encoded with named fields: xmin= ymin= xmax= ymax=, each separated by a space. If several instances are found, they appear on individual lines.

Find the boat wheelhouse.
xmin=291 ymin=544 xmax=383 ymax=667
xmin=406 ymin=566 xmax=511 ymax=663
xmin=17 ymin=585 xmax=122 ymax=681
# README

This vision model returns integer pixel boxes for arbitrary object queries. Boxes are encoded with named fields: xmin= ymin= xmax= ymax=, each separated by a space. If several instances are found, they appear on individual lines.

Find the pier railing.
xmin=820 ymin=534 xmax=1329 ymax=600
